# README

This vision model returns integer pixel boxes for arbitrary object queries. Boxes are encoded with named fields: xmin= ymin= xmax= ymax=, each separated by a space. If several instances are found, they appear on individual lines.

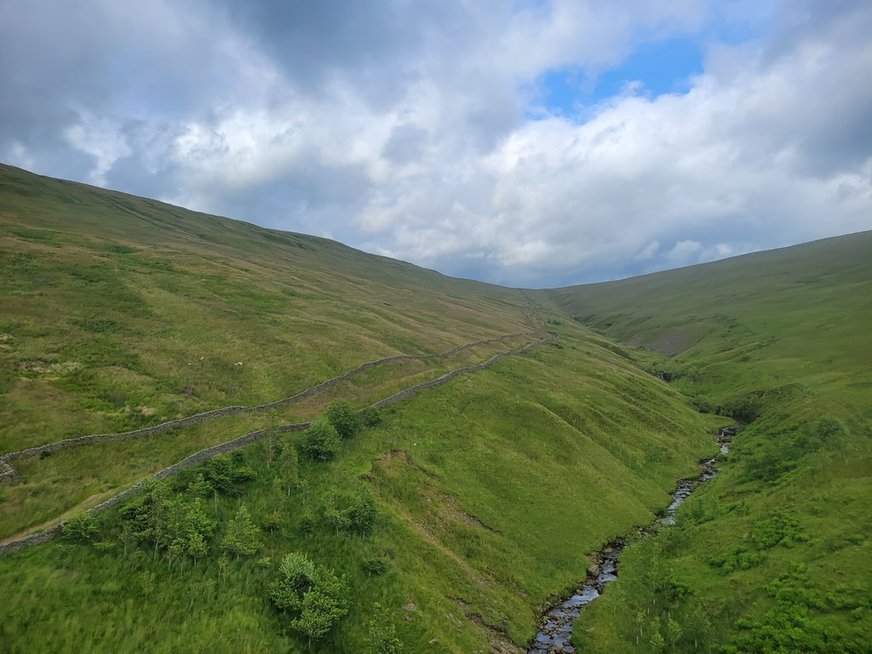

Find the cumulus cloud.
xmin=1 ymin=0 xmax=870 ymax=286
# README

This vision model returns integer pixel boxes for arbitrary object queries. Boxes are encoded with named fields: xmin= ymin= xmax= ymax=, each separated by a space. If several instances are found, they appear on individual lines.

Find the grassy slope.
xmin=0 ymin=162 xmax=536 ymax=539
xmin=0 ymin=165 xmax=715 ymax=652
xmin=543 ymin=232 xmax=872 ymax=652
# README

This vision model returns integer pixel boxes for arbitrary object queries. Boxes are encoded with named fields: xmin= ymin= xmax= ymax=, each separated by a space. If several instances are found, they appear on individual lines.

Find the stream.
xmin=527 ymin=428 xmax=734 ymax=654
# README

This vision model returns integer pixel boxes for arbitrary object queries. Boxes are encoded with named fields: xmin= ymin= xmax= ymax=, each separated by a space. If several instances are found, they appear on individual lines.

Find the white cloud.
xmin=2 ymin=0 xmax=871 ymax=286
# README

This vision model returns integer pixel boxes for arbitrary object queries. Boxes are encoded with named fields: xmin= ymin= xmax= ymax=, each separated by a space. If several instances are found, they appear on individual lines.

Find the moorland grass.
xmin=0 ymin=326 xmax=714 ymax=653
xmin=544 ymin=233 xmax=872 ymax=652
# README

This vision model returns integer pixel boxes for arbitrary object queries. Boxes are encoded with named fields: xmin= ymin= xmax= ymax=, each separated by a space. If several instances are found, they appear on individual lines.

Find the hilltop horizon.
xmin=4 ymin=161 xmax=868 ymax=290
xmin=2 ymin=1 xmax=870 ymax=286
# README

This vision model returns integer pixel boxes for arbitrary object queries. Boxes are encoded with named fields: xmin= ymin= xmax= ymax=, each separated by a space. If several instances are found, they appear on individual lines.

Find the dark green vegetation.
xmin=546 ymin=233 xmax=872 ymax=652
xmin=0 ymin=163 xmax=869 ymax=652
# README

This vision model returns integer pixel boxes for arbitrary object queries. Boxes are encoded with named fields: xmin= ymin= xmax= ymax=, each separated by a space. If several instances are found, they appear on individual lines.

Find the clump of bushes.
xmin=326 ymin=400 xmax=359 ymax=438
xmin=270 ymin=552 xmax=349 ymax=640
xmin=325 ymin=486 xmax=377 ymax=535
xmin=724 ymin=565 xmax=861 ymax=653
xmin=120 ymin=481 xmax=216 ymax=559
xmin=63 ymin=512 xmax=99 ymax=543
xmin=299 ymin=417 xmax=341 ymax=460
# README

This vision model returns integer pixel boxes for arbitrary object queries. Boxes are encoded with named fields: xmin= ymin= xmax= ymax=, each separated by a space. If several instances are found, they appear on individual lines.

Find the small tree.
xmin=325 ymin=486 xmax=377 ymax=535
xmin=63 ymin=512 xmax=98 ymax=543
xmin=270 ymin=552 xmax=349 ymax=640
xmin=279 ymin=442 xmax=301 ymax=494
xmin=222 ymin=505 xmax=262 ymax=558
xmin=326 ymin=400 xmax=359 ymax=439
xmin=299 ymin=417 xmax=341 ymax=461
xmin=263 ymin=509 xmax=284 ymax=533
xmin=188 ymin=473 xmax=213 ymax=499
xmin=262 ymin=415 xmax=279 ymax=468
xmin=345 ymin=487 xmax=377 ymax=535
xmin=271 ymin=552 xmax=316 ymax=610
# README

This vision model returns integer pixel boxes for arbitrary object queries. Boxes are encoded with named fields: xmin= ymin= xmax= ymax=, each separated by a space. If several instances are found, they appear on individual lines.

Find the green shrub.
xmin=707 ymin=546 xmax=765 ymax=573
xmin=367 ymin=603 xmax=403 ymax=653
xmin=752 ymin=512 xmax=807 ymax=549
xmin=63 ymin=512 xmax=98 ymax=543
xmin=360 ymin=554 xmax=389 ymax=576
xmin=299 ymin=417 xmax=341 ymax=461
xmin=325 ymin=486 xmax=377 ymax=535
xmin=326 ymin=400 xmax=359 ymax=439
xmin=221 ymin=505 xmax=262 ymax=558
xmin=270 ymin=552 xmax=349 ymax=640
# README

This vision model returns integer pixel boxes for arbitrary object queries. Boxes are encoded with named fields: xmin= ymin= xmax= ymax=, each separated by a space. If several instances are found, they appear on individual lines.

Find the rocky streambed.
xmin=527 ymin=428 xmax=734 ymax=654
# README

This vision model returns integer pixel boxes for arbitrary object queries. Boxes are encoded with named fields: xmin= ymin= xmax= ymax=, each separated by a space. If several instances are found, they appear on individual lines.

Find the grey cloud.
xmin=381 ymin=124 xmax=429 ymax=165
xmin=1 ymin=0 xmax=870 ymax=287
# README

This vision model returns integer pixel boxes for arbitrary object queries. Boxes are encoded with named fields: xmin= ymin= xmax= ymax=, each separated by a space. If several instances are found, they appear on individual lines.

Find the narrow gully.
xmin=527 ymin=427 xmax=735 ymax=654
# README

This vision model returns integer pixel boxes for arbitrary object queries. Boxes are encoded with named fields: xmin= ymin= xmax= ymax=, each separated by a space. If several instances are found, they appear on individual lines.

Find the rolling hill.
xmin=543 ymin=233 xmax=872 ymax=652
xmin=0 ymin=163 xmax=869 ymax=652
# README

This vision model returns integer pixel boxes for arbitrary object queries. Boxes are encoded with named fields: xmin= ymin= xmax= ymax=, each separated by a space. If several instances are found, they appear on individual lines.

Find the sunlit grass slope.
xmin=0 ymin=164 xmax=716 ymax=652
xmin=0 ymin=327 xmax=715 ymax=653
xmin=0 ymin=163 xmax=537 ymax=537
xmin=544 ymin=233 xmax=872 ymax=652
xmin=0 ymin=163 xmax=531 ymax=452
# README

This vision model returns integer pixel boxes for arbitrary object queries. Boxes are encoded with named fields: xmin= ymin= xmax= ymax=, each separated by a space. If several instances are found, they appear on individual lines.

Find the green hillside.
xmin=0 ymin=163 xmax=869 ymax=653
xmin=0 ymin=164 xmax=715 ymax=652
xmin=544 ymin=233 xmax=872 ymax=652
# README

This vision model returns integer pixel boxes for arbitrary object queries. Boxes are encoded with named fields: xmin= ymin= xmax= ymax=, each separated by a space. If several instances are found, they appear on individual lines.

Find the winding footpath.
xmin=0 ymin=330 xmax=555 ymax=556
xmin=527 ymin=427 xmax=734 ymax=654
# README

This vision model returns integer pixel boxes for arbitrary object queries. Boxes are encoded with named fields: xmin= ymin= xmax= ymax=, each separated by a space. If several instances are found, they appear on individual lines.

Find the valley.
xmin=0 ymin=164 xmax=869 ymax=653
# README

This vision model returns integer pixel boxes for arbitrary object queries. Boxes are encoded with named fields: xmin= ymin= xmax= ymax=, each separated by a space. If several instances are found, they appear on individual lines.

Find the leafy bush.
xmin=326 ymin=400 xmax=359 ymax=439
xmin=724 ymin=565 xmax=863 ymax=653
xmin=299 ymin=417 xmax=341 ymax=461
xmin=325 ymin=486 xmax=377 ymax=535
xmin=270 ymin=552 xmax=349 ymax=640
xmin=752 ymin=512 xmax=807 ymax=549
xmin=221 ymin=505 xmax=262 ymax=558
xmin=63 ymin=512 xmax=98 ymax=543
xmin=707 ymin=546 xmax=765 ymax=573
xmin=360 ymin=554 xmax=389 ymax=576
xmin=204 ymin=454 xmax=256 ymax=496
xmin=367 ymin=603 xmax=403 ymax=653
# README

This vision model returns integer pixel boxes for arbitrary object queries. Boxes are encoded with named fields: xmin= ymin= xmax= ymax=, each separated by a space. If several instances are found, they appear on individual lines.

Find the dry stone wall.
xmin=0 ymin=331 xmax=553 ymax=556
xmin=1 ymin=331 xmax=533 ymax=470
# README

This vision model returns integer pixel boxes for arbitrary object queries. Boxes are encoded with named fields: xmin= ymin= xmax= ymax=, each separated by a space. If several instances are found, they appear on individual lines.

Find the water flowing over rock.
xmin=527 ymin=429 xmax=733 ymax=653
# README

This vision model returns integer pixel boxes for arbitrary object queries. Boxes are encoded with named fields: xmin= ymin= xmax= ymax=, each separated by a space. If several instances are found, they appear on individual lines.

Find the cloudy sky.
xmin=2 ymin=0 xmax=870 ymax=286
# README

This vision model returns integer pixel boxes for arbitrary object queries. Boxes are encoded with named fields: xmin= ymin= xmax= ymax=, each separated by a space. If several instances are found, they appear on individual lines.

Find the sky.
xmin=1 ymin=0 xmax=870 ymax=287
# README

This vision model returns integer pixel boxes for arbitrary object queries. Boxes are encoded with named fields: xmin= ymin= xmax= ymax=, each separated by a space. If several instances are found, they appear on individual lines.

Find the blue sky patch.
xmin=535 ymin=36 xmax=706 ymax=119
